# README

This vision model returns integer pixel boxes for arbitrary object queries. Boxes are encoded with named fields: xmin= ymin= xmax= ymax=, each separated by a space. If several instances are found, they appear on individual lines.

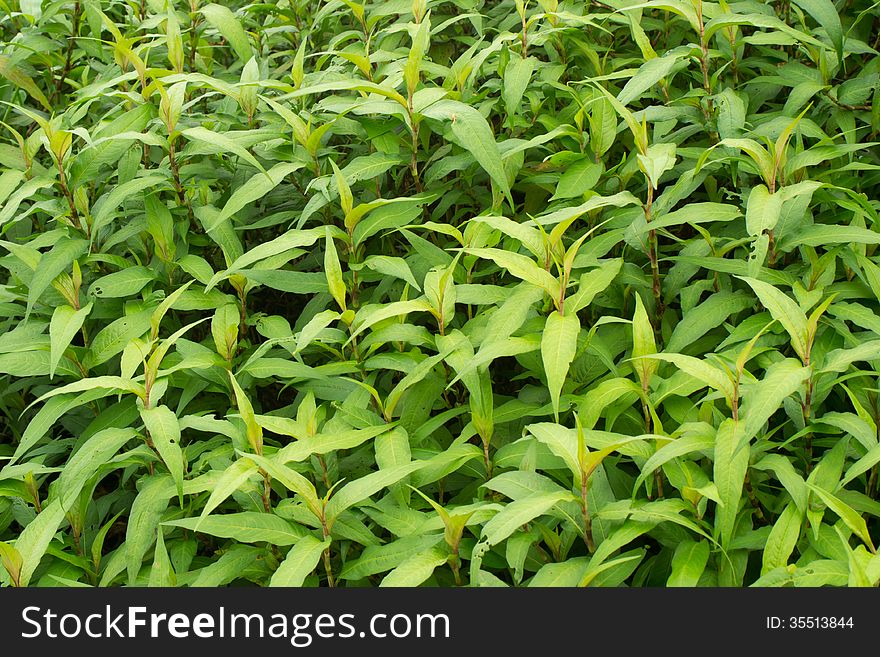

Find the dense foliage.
xmin=0 ymin=0 xmax=879 ymax=588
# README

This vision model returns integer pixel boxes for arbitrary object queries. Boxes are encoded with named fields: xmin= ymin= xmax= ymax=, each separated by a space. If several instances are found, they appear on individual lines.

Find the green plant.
xmin=0 ymin=0 xmax=879 ymax=588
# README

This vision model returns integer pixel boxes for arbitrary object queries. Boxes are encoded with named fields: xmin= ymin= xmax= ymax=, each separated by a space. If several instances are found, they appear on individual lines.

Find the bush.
xmin=0 ymin=0 xmax=879 ymax=587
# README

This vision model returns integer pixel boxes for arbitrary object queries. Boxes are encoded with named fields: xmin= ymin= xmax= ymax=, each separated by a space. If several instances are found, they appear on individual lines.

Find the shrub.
xmin=0 ymin=0 xmax=879 ymax=587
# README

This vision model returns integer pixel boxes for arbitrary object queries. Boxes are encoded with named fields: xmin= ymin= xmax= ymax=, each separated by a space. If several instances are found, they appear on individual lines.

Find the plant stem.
xmin=644 ymin=182 xmax=664 ymax=329
xmin=727 ymin=28 xmax=739 ymax=85
xmin=767 ymin=229 xmax=778 ymax=267
xmin=188 ymin=12 xmax=201 ymax=72
xmin=802 ymin=371 xmax=814 ymax=472
xmin=168 ymin=138 xmax=196 ymax=229
xmin=450 ymin=555 xmax=462 ymax=585
xmin=322 ymin=547 xmax=335 ymax=587
xmin=744 ymin=470 xmax=767 ymax=523
xmin=52 ymin=1 xmax=81 ymax=101
xmin=698 ymin=31 xmax=711 ymax=97
xmin=406 ymin=103 xmax=422 ymax=193
xmin=731 ymin=379 xmax=739 ymax=422
xmin=822 ymin=90 xmax=871 ymax=112
xmin=238 ymin=289 xmax=248 ymax=340
xmin=580 ymin=473 xmax=595 ymax=553
xmin=696 ymin=0 xmax=718 ymax=141
xmin=316 ymin=455 xmax=332 ymax=490
xmin=641 ymin=396 xmax=664 ymax=498
xmin=320 ymin=520 xmax=335 ymax=587
xmin=57 ymin=163 xmax=82 ymax=233
xmin=261 ymin=470 xmax=272 ymax=512
xmin=482 ymin=438 xmax=493 ymax=481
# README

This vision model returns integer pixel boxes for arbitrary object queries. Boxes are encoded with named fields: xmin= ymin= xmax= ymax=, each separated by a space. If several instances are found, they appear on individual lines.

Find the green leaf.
xmin=566 ymin=260 xmax=621 ymax=315
xmin=85 ymin=309 xmax=154 ymax=369
xmin=286 ymin=79 xmax=407 ymax=108
xmin=324 ymin=227 xmax=346 ymax=312
xmin=269 ymin=535 xmax=330 ymax=587
xmin=347 ymin=299 xmax=434 ymax=342
xmin=330 ymin=159 xmax=354 ymax=220
xmin=667 ymin=540 xmax=711 ymax=586
xmin=362 ymin=256 xmax=420 ymax=291
xmin=209 ymin=162 xmax=305 ymax=231
xmin=821 ymin=341 xmax=880 ymax=373
xmin=790 ymin=0 xmax=843 ymax=63
xmin=379 ymin=546 xmax=448 ymax=587
xmin=140 ymin=405 xmax=185 ymax=505
xmin=631 ymin=292 xmax=657 ymax=390
xmin=57 ymin=427 xmax=138 ymax=509
xmin=502 ymin=56 xmax=535 ymax=119
xmin=842 ymin=443 xmax=880 ymax=488
xmin=634 ymin=431 xmax=716 ymax=494
xmin=642 ymin=353 xmax=734 ymax=401
xmin=617 ymin=52 xmax=685 ymax=106
xmin=211 ymin=302 xmax=239 ymax=361
xmin=150 ymin=281 xmax=194 ymax=340
xmin=26 ymin=238 xmax=88 ymax=320
xmin=351 ymin=199 xmax=425 ymax=246
xmin=11 ymin=390 xmax=108 ymax=464
xmin=384 ymin=350 xmax=450 ymax=420
xmin=703 ymin=13 xmax=828 ymax=49
xmin=790 ymin=225 xmax=880 ymax=248
xmin=529 ymin=557 xmax=590 ymax=587
xmin=207 ymin=228 xmax=323 ymax=286
xmin=88 ymin=267 xmax=155 ymax=299
xmin=181 ymin=127 xmax=266 ymax=174
xmin=122 ymin=475 xmax=175 ymax=584
xmin=375 ymin=426 xmax=413 ymax=505
xmin=91 ymin=175 xmax=166 ymax=238
xmin=0 ymin=541 xmax=23 ymax=587
xmin=0 ymin=55 xmax=51 ymax=110
xmin=807 ymin=484 xmax=875 ymax=552
xmin=71 ymin=109 xmax=156 ymax=188
xmin=324 ymin=462 xmax=425 ymax=529
xmin=190 ymin=545 xmax=263 ymax=587
xmin=481 ymin=491 xmax=572 ymax=546
xmin=48 ymin=302 xmax=91 ymax=379
xmin=244 ymin=453 xmax=321 ymax=520
xmin=761 ymin=502 xmax=803 ymax=574
xmin=666 ymin=291 xmax=752 ymax=353
xmin=637 ymin=143 xmax=676 ymax=189
xmin=340 ymin=535 xmax=443 ymax=581
xmin=148 ymin=529 xmax=175 ymax=587
xmin=421 ymin=100 xmax=513 ymax=208
xmin=228 ymin=371 xmax=262 ymax=454
xmin=535 ymin=191 xmax=640 ymax=227
xmin=277 ymin=425 xmax=391 ymax=463
xmin=200 ymin=3 xmax=253 ymax=62
xmin=166 ymin=512 xmax=306 ymax=546
xmin=464 ymin=248 xmax=559 ymax=298
xmin=713 ymin=419 xmax=748 ymax=550
xmin=745 ymin=184 xmax=783 ymax=237
xmin=198 ymin=457 xmax=259 ymax=523
xmin=698 ymin=138 xmax=774 ymax=185
xmin=579 ymin=520 xmax=654 ymax=586
xmin=741 ymin=359 xmax=811 ymax=442
xmin=14 ymin=500 xmax=66 ymax=587
xmin=553 ymin=159 xmax=603 ymax=200
xmin=637 ymin=203 xmax=742 ymax=235
xmin=541 ymin=311 xmax=580 ymax=422
xmin=738 ymin=277 xmax=808 ymax=361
